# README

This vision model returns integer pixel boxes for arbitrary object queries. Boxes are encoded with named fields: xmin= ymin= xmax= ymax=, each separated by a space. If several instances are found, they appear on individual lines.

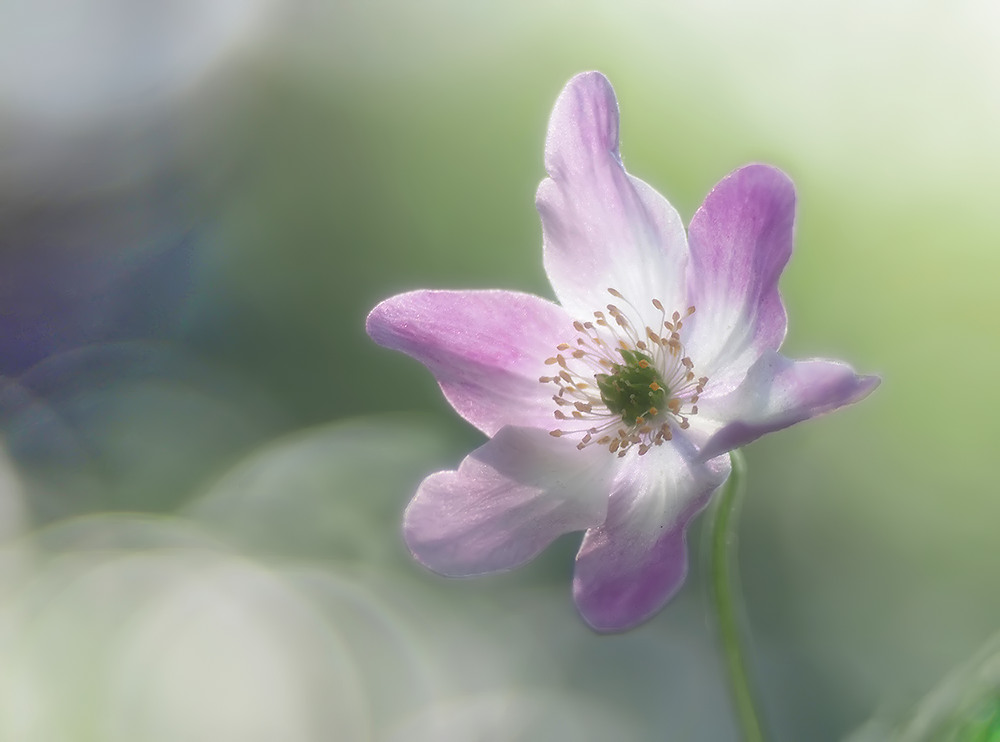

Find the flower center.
xmin=540 ymin=288 xmax=708 ymax=457
xmin=596 ymin=348 xmax=667 ymax=427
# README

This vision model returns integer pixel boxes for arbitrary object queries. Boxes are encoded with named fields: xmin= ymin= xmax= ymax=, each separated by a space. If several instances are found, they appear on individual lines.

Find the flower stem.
xmin=705 ymin=450 xmax=766 ymax=742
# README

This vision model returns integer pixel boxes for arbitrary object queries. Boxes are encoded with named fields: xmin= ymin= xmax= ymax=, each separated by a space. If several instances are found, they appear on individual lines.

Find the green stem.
xmin=705 ymin=450 xmax=766 ymax=742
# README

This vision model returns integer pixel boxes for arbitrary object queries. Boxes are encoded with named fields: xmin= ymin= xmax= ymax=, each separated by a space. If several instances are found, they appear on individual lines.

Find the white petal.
xmin=404 ymin=427 xmax=613 ymax=576
xmin=573 ymin=435 xmax=730 ymax=632
xmin=537 ymin=72 xmax=688 ymax=328
xmin=698 ymin=351 xmax=880 ymax=461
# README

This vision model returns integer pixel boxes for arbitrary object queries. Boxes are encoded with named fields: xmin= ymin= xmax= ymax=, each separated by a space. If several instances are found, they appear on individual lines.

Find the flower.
xmin=366 ymin=72 xmax=879 ymax=632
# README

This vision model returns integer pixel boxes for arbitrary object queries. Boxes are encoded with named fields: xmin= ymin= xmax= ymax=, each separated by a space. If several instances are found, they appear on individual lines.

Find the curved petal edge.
xmin=698 ymin=352 xmax=881 ymax=461
xmin=537 ymin=72 xmax=689 ymax=325
xmin=366 ymin=290 xmax=573 ymax=436
xmin=684 ymin=163 xmax=796 ymax=389
xmin=572 ymin=437 xmax=731 ymax=632
xmin=404 ymin=426 xmax=612 ymax=577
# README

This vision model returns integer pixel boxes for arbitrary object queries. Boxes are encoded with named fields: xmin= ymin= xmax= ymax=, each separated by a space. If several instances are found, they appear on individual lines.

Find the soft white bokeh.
xmin=0 ymin=419 xmax=740 ymax=740
xmin=0 ymin=0 xmax=277 ymax=196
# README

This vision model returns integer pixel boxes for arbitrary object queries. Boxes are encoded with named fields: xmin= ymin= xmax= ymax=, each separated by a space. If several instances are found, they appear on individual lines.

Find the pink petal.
xmin=404 ymin=426 xmax=612 ymax=576
xmin=697 ymin=351 xmax=881 ymax=461
xmin=684 ymin=164 xmax=796 ymax=393
xmin=537 ymin=72 xmax=688 ymax=329
xmin=366 ymin=290 xmax=574 ymax=436
xmin=572 ymin=436 xmax=731 ymax=632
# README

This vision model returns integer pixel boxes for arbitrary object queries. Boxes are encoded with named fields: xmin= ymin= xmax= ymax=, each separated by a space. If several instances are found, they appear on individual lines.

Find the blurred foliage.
xmin=849 ymin=631 xmax=1000 ymax=742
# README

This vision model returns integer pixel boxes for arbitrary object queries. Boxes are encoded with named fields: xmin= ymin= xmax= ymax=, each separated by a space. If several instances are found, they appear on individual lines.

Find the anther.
xmin=542 ymin=292 xmax=706 ymax=457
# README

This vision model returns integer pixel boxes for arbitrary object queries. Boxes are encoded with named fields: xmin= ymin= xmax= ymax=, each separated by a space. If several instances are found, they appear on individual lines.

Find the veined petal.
xmin=366 ymin=290 xmax=572 ymax=436
xmin=537 ymin=71 xmax=688 ymax=328
xmin=572 ymin=435 xmax=731 ymax=632
xmin=697 ymin=351 xmax=881 ymax=461
xmin=685 ymin=164 xmax=795 ymax=393
xmin=404 ymin=426 xmax=612 ymax=576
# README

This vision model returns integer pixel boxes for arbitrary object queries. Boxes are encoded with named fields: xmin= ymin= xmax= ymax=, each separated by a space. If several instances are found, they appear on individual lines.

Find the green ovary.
xmin=596 ymin=348 xmax=668 ymax=427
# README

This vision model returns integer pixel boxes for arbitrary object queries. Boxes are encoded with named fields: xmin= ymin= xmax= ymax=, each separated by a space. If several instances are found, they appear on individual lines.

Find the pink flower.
xmin=366 ymin=72 xmax=878 ymax=632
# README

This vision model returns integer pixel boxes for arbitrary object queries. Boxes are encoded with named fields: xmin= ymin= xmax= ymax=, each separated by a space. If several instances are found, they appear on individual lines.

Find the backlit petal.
xmin=573 ymin=435 xmax=730 ymax=632
xmin=698 ymin=351 xmax=881 ymax=461
xmin=537 ymin=72 xmax=688 ymax=328
xmin=404 ymin=427 xmax=612 ymax=576
xmin=366 ymin=290 xmax=572 ymax=436
xmin=685 ymin=164 xmax=795 ymax=393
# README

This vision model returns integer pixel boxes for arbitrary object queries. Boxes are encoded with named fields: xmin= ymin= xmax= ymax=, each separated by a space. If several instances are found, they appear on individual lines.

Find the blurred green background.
xmin=0 ymin=0 xmax=997 ymax=740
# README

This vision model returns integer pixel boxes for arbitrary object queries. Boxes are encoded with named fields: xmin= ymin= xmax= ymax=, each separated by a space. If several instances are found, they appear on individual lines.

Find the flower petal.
xmin=572 ymin=436 xmax=731 ymax=632
xmin=366 ymin=290 xmax=573 ymax=436
xmin=537 ymin=72 xmax=688 ymax=327
xmin=684 ymin=164 xmax=796 ymax=393
xmin=404 ymin=426 xmax=612 ymax=576
xmin=697 ymin=351 xmax=881 ymax=461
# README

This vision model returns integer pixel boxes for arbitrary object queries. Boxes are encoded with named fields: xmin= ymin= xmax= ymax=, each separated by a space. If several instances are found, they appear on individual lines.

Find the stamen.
xmin=538 ymin=291 xmax=708 ymax=457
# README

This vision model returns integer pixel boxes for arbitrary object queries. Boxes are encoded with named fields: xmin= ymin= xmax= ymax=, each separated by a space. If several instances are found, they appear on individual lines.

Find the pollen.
xmin=540 ymin=288 xmax=708 ymax=457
